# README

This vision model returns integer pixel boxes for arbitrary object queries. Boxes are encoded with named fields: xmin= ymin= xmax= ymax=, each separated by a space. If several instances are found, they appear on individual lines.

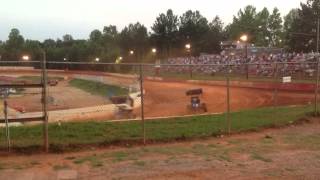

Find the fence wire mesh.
xmin=0 ymin=59 xmax=319 ymax=151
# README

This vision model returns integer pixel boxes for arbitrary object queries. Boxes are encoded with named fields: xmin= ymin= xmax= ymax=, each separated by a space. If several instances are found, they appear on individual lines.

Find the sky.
xmin=0 ymin=0 xmax=307 ymax=41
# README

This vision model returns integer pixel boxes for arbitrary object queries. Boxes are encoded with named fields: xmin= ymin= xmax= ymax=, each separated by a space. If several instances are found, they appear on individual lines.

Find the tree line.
xmin=0 ymin=0 xmax=319 ymax=63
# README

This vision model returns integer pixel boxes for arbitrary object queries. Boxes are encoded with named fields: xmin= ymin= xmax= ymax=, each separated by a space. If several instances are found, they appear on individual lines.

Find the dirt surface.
xmin=3 ymin=74 xmax=315 ymax=119
xmin=6 ymin=80 xmax=110 ymax=112
xmin=0 ymin=119 xmax=320 ymax=180
xmin=141 ymin=81 xmax=314 ymax=118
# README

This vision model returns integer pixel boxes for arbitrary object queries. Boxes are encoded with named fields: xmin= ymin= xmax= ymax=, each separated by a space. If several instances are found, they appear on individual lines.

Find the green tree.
xmin=62 ymin=34 xmax=74 ymax=47
xmin=268 ymin=8 xmax=283 ymax=47
xmin=227 ymin=5 xmax=258 ymax=42
xmin=151 ymin=9 xmax=179 ymax=58
xmin=43 ymin=39 xmax=56 ymax=49
xmin=102 ymin=25 xmax=120 ymax=62
xmin=179 ymin=10 xmax=210 ymax=55
xmin=89 ymin=29 xmax=103 ymax=42
xmin=283 ymin=9 xmax=299 ymax=50
xmin=23 ymin=40 xmax=42 ymax=60
xmin=205 ymin=16 xmax=225 ymax=53
xmin=42 ymin=39 xmax=61 ymax=62
xmin=284 ymin=0 xmax=320 ymax=52
xmin=255 ymin=7 xmax=270 ymax=46
xmin=89 ymin=29 xmax=103 ymax=60
xmin=0 ymin=41 xmax=4 ymax=60
xmin=119 ymin=22 xmax=149 ymax=62
xmin=4 ymin=28 xmax=25 ymax=60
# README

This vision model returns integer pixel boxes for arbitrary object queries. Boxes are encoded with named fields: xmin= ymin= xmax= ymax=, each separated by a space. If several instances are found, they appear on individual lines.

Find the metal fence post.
xmin=189 ymin=59 xmax=193 ymax=79
xmin=246 ymin=63 xmax=249 ymax=80
xmin=273 ymin=62 xmax=278 ymax=123
xmin=4 ymin=100 xmax=10 ymax=152
xmin=226 ymin=64 xmax=231 ymax=134
xmin=315 ymin=58 xmax=320 ymax=115
xmin=42 ymin=50 xmax=49 ymax=152
xmin=139 ymin=64 xmax=146 ymax=144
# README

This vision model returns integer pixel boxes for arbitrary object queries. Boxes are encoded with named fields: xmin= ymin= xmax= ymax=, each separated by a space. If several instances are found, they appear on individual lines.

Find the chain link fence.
xmin=0 ymin=59 xmax=319 ymax=151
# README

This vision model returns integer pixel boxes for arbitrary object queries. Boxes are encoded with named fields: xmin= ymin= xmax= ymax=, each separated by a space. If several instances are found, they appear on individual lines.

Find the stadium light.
xmin=130 ymin=50 xmax=134 ymax=55
xmin=115 ymin=56 xmax=123 ymax=64
xmin=22 ymin=55 xmax=30 ymax=61
xmin=95 ymin=57 xmax=100 ymax=62
xmin=185 ymin=43 xmax=191 ymax=50
xmin=152 ymin=48 xmax=157 ymax=53
xmin=63 ymin=58 xmax=67 ymax=61
xmin=240 ymin=34 xmax=248 ymax=42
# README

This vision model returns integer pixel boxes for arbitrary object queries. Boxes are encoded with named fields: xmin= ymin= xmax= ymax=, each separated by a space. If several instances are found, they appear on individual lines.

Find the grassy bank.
xmin=69 ymin=79 xmax=128 ymax=97
xmin=17 ymin=76 xmax=64 ymax=83
xmin=0 ymin=105 xmax=311 ymax=152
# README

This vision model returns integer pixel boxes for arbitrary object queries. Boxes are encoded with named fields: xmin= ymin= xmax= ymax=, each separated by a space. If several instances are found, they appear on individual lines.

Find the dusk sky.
xmin=0 ymin=0 xmax=306 ymax=41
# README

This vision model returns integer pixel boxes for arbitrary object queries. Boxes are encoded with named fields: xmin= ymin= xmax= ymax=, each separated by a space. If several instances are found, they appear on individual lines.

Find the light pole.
xmin=152 ymin=48 xmax=157 ymax=62
xmin=63 ymin=57 xmax=68 ymax=71
xmin=152 ymin=48 xmax=160 ymax=76
xmin=185 ymin=43 xmax=192 ymax=79
xmin=152 ymin=48 xmax=157 ymax=55
xmin=240 ymin=35 xmax=249 ymax=79
xmin=129 ymin=50 xmax=135 ymax=63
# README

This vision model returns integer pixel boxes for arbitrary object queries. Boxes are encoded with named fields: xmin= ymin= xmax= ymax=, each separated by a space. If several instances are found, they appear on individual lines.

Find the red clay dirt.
xmin=3 ymin=78 xmax=315 ymax=120
xmin=140 ymin=80 xmax=314 ymax=118
xmin=6 ymin=80 xmax=110 ymax=112
xmin=0 ymin=118 xmax=320 ymax=179
xmin=0 ymin=71 xmax=315 ymax=120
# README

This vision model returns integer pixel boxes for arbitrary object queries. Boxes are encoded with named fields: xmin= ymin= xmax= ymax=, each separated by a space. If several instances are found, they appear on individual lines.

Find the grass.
xmin=133 ymin=160 xmax=146 ymax=166
xmin=73 ymin=155 xmax=103 ymax=167
xmin=17 ymin=76 xmax=64 ymax=83
xmin=282 ymin=133 xmax=320 ymax=150
xmin=0 ymin=105 xmax=312 ymax=152
xmin=69 ymin=78 xmax=129 ymax=97
xmin=110 ymin=151 xmax=129 ymax=162
xmin=250 ymin=152 xmax=273 ymax=163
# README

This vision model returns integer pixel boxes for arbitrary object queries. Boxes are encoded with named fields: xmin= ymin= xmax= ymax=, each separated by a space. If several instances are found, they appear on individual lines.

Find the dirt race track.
xmin=141 ymin=80 xmax=314 ymax=118
xmin=0 ymin=70 xmax=315 ymax=120
xmin=6 ymin=80 xmax=110 ymax=112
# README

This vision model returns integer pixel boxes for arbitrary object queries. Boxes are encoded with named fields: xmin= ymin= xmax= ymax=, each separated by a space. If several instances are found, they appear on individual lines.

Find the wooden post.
xmin=139 ymin=64 xmax=146 ymax=144
xmin=41 ymin=50 xmax=49 ymax=152
xmin=4 ymin=100 xmax=10 ymax=152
